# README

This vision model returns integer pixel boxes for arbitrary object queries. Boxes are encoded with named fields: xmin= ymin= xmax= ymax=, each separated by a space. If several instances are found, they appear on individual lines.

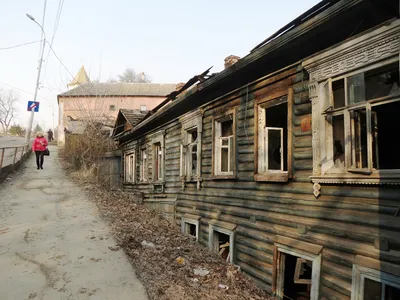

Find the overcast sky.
xmin=0 ymin=0 xmax=320 ymax=131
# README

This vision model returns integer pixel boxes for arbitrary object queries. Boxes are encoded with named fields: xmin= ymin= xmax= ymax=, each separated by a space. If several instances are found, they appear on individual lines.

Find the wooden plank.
xmin=276 ymin=235 xmax=323 ymax=255
xmin=321 ymin=285 xmax=350 ymax=300
xmin=354 ymin=255 xmax=400 ymax=277
xmin=288 ymin=87 xmax=294 ymax=178
xmin=321 ymin=274 xmax=352 ymax=297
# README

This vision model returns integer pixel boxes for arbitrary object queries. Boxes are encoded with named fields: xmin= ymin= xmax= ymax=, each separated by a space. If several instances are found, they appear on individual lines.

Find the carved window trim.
xmin=150 ymin=130 xmax=165 ymax=185
xmin=303 ymin=20 xmax=400 ymax=186
xmin=179 ymin=110 xmax=203 ymax=189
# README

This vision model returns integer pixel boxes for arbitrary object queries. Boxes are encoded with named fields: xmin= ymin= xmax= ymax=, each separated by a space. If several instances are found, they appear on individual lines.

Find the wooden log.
xmin=321 ymin=274 xmax=352 ymax=297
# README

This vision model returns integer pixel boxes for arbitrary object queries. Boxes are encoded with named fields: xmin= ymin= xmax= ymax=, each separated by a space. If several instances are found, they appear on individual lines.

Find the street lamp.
xmin=25 ymin=13 xmax=46 ymax=143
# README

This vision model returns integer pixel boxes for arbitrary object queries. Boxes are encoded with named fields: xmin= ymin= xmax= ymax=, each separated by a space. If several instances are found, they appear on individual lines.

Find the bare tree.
xmin=117 ymin=68 xmax=152 ymax=83
xmin=0 ymin=89 xmax=18 ymax=133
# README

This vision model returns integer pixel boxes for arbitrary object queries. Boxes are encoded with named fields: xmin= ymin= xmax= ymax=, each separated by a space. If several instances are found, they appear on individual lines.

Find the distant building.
xmin=57 ymin=66 xmax=176 ymax=145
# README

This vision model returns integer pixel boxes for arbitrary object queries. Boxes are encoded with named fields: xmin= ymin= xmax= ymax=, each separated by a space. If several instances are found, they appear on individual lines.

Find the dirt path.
xmin=0 ymin=146 xmax=148 ymax=300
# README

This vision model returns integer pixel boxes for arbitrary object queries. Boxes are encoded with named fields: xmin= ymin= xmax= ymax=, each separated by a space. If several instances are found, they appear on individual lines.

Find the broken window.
xmin=181 ymin=217 xmax=200 ymax=241
xmin=256 ymin=96 xmax=289 ymax=181
xmin=125 ymin=151 xmax=135 ymax=183
xmin=282 ymin=253 xmax=312 ymax=300
xmin=180 ymin=128 xmax=200 ymax=180
xmin=209 ymin=225 xmax=234 ymax=263
xmin=352 ymin=265 xmax=400 ymax=300
xmin=214 ymin=112 xmax=235 ymax=177
xmin=322 ymin=61 xmax=400 ymax=175
xmin=140 ymin=148 xmax=147 ymax=182
xmin=153 ymin=142 xmax=163 ymax=181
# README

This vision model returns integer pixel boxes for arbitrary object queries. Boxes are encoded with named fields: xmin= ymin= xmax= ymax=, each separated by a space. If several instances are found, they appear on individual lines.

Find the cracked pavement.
xmin=0 ymin=146 xmax=148 ymax=300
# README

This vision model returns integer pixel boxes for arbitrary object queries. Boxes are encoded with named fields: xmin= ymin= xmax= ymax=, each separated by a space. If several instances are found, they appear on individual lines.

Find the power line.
xmin=0 ymin=40 xmax=42 ymax=51
xmin=43 ymin=0 xmax=65 ymax=95
xmin=46 ymin=41 xmax=94 ymax=96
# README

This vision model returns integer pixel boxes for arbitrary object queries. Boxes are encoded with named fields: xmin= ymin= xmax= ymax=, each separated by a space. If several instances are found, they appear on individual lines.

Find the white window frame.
xmin=150 ymin=131 xmax=165 ymax=183
xmin=140 ymin=105 xmax=147 ymax=112
xmin=303 ymin=19 xmax=400 ymax=185
xmin=181 ymin=216 xmax=200 ymax=241
xmin=213 ymin=109 xmax=236 ymax=178
xmin=124 ymin=151 xmax=136 ymax=183
xmin=179 ymin=111 xmax=203 ymax=186
xmin=140 ymin=147 xmax=148 ymax=182
xmin=208 ymin=223 xmax=235 ymax=264
xmin=275 ymin=245 xmax=322 ymax=300
xmin=255 ymin=93 xmax=291 ymax=182
xmin=351 ymin=265 xmax=400 ymax=300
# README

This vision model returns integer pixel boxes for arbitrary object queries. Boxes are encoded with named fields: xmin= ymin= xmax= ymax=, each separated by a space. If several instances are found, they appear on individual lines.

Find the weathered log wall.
xmin=121 ymin=64 xmax=400 ymax=298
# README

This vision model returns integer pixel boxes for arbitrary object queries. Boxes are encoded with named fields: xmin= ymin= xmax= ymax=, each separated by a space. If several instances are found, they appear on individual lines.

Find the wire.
xmin=46 ymin=41 xmax=94 ymax=96
xmin=0 ymin=41 xmax=42 ymax=51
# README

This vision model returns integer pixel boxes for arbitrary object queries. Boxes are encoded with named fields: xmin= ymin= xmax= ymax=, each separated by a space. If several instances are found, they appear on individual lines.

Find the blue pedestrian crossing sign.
xmin=27 ymin=101 xmax=40 ymax=112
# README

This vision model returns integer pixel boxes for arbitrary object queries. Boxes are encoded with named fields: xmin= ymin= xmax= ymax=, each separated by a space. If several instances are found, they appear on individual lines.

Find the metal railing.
xmin=0 ymin=143 xmax=31 ymax=170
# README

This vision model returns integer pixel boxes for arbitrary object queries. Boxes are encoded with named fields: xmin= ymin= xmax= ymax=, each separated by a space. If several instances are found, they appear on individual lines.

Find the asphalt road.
xmin=0 ymin=145 xmax=148 ymax=300
xmin=0 ymin=136 xmax=29 ymax=169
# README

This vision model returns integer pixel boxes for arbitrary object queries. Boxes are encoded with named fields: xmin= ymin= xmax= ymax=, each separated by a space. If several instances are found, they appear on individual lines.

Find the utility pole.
xmin=25 ymin=13 xmax=46 ymax=143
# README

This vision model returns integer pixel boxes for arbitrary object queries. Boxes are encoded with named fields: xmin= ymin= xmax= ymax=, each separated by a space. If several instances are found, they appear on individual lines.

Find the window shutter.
xmin=229 ymin=135 xmax=234 ymax=173
xmin=180 ymin=144 xmax=187 ymax=177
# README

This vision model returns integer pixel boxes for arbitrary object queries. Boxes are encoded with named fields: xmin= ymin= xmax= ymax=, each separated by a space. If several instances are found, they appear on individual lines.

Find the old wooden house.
xmin=113 ymin=0 xmax=400 ymax=299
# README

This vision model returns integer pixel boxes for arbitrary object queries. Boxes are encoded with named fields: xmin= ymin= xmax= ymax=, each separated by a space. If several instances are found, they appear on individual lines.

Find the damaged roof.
xmin=120 ymin=109 xmax=147 ymax=127
xmin=118 ymin=0 xmax=399 ymax=143
xmin=59 ymin=83 xmax=177 ymax=97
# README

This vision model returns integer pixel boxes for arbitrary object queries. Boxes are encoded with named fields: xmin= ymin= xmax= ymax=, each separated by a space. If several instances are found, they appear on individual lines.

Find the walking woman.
xmin=32 ymin=132 xmax=48 ymax=169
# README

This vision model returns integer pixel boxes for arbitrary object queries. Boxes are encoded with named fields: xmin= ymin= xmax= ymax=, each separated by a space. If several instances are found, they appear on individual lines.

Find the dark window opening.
xmin=365 ymin=63 xmax=400 ymax=100
xmin=364 ymin=277 xmax=400 ymax=300
xmin=154 ymin=143 xmax=162 ymax=181
xmin=283 ymin=253 xmax=312 ymax=300
xmin=214 ymin=231 xmax=230 ymax=261
xmin=333 ymin=115 xmax=345 ymax=167
xmin=221 ymin=120 xmax=233 ymax=137
xmin=109 ymin=104 xmax=116 ymax=111
xmin=351 ymin=109 xmax=368 ymax=169
xmin=372 ymin=101 xmax=400 ymax=169
xmin=185 ymin=223 xmax=196 ymax=238
xmin=265 ymin=103 xmax=288 ymax=171
xmin=333 ymin=79 xmax=345 ymax=108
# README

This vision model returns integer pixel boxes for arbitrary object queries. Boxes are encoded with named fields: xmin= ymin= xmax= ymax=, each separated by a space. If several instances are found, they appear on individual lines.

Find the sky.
xmin=0 ymin=0 xmax=320 ymax=132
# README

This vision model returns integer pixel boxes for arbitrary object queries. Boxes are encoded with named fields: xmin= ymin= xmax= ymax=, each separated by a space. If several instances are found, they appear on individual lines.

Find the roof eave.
xmin=119 ymin=0 xmax=361 ymax=143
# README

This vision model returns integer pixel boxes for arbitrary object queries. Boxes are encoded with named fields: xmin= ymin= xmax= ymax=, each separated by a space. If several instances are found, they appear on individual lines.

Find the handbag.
xmin=44 ymin=148 xmax=50 ymax=156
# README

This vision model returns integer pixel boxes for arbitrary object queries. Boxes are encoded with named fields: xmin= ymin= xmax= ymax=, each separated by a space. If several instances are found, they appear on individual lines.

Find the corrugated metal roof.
xmin=59 ymin=83 xmax=177 ymax=97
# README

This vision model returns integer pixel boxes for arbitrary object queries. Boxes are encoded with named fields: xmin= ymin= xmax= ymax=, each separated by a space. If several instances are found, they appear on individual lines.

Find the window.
xmin=124 ymin=151 xmax=135 ymax=183
xmin=181 ymin=216 xmax=200 ymax=241
xmin=208 ymin=223 xmax=235 ymax=263
xmin=179 ymin=110 xmax=203 ymax=188
xmin=140 ymin=148 xmax=148 ymax=182
xmin=109 ymin=104 xmax=116 ymax=111
xmin=274 ymin=242 xmax=322 ymax=300
xmin=256 ymin=95 xmax=291 ymax=182
xmin=303 ymin=20 xmax=400 ymax=185
xmin=140 ymin=105 xmax=147 ymax=112
xmin=323 ymin=62 xmax=400 ymax=175
xmin=213 ymin=111 xmax=236 ymax=177
xmin=154 ymin=142 xmax=162 ymax=181
xmin=150 ymin=131 xmax=165 ymax=188
xmin=180 ymin=129 xmax=199 ymax=180
xmin=352 ymin=265 xmax=400 ymax=300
